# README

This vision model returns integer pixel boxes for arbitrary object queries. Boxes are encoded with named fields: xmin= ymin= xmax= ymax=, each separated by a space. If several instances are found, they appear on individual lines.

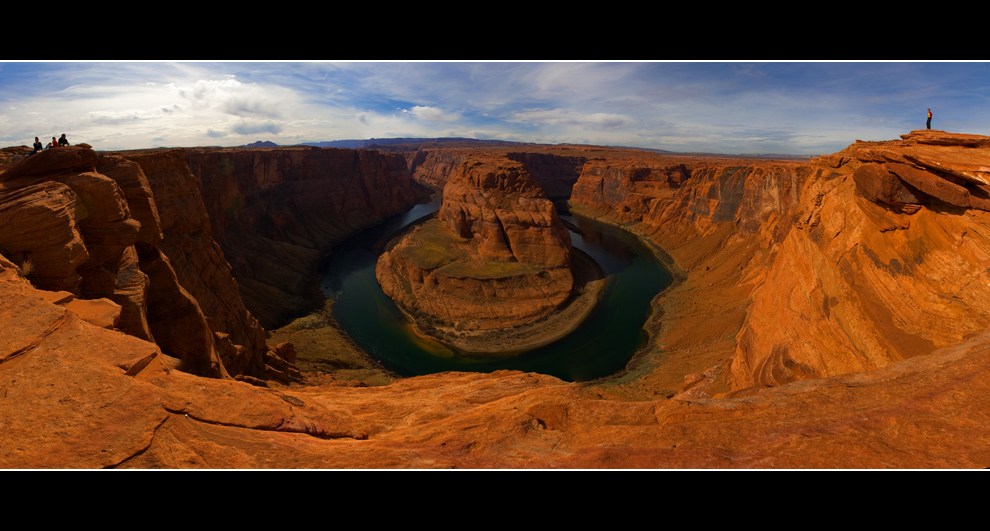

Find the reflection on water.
xmin=320 ymin=197 xmax=671 ymax=382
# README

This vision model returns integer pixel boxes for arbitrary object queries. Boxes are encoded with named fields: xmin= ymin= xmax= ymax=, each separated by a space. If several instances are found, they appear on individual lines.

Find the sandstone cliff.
xmin=408 ymin=149 xmax=468 ymax=189
xmin=568 ymin=131 xmax=990 ymax=397
xmin=0 ymin=146 xmax=233 ymax=378
xmin=97 ymin=150 xmax=291 ymax=381
xmin=567 ymin=154 xmax=811 ymax=395
xmin=176 ymin=146 xmax=431 ymax=329
xmin=731 ymin=131 xmax=990 ymax=389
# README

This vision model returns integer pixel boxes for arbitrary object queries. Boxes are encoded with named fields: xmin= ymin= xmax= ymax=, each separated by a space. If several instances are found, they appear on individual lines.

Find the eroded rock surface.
xmin=568 ymin=130 xmax=990 ymax=398
xmin=0 ymin=147 xmax=227 ymax=378
xmin=731 ymin=131 xmax=990 ymax=390
xmin=376 ymin=156 xmax=589 ymax=350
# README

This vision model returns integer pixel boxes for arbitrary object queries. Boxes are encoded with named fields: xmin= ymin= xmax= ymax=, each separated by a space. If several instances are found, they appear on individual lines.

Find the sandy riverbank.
xmin=406 ymin=248 xmax=607 ymax=354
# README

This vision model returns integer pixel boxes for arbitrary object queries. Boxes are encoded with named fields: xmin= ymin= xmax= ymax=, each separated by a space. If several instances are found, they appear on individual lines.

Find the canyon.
xmin=3 ymin=131 xmax=990 ymax=468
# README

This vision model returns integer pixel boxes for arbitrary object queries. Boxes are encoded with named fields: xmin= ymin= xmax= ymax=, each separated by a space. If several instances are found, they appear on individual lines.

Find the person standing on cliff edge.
xmin=927 ymin=108 xmax=933 ymax=129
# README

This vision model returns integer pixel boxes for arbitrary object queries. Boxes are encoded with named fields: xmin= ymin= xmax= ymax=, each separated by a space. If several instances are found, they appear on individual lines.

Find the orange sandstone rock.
xmin=6 ymin=134 xmax=990 ymax=469
xmin=377 ymin=156 xmax=578 ymax=345
xmin=730 ymin=134 xmax=990 ymax=389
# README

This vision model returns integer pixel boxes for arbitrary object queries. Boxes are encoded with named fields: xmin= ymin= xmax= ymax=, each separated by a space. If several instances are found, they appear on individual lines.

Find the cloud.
xmin=231 ymin=120 xmax=284 ymax=136
xmin=170 ymin=78 xmax=242 ymax=106
xmin=166 ymin=77 xmax=284 ymax=120
xmin=223 ymin=98 xmax=281 ymax=118
xmin=508 ymin=108 xmax=633 ymax=130
xmin=87 ymin=109 xmax=158 ymax=124
xmin=407 ymin=105 xmax=461 ymax=123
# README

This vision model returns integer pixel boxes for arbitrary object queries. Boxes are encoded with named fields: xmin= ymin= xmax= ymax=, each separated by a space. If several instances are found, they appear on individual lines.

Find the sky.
xmin=2 ymin=61 xmax=989 ymax=156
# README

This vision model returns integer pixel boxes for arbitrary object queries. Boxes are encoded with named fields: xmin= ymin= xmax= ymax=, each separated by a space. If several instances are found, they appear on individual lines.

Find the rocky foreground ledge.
xmin=3 ymin=133 xmax=990 ymax=468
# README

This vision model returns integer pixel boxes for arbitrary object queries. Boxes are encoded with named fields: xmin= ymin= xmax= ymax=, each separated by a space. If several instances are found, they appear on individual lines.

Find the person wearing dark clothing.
xmin=927 ymin=109 xmax=932 ymax=130
xmin=58 ymin=134 xmax=69 ymax=146
xmin=31 ymin=137 xmax=42 ymax=155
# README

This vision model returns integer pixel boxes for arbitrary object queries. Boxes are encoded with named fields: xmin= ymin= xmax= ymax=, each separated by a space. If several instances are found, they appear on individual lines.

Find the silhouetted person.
xmin=30 ymin=137 xmax=42 ymax=155
xmin=58 ymin=133 xmax=69 ymax=146
xmin=927 ymin=108 xmax=932 ymax=130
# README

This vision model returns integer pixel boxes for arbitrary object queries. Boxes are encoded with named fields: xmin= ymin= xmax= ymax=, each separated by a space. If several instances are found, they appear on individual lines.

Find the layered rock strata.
xmin=96 ymin=146 xmax=429 ymax=377
xmin=0 ymin=146 xmax=231 ymax=378
xmin=408 ymin=149 xmax=468 ymax=189
xmin=377 ymin=157 xmax=594 ymax=351
xmin=731 ymin=130 xmax=990 ymax=389
xmin=174 ymin=146 xmax=432 ymax=329
xmin=409 ymin=148 xmax=586 ymax=199
xmin=569 ymin=130 xmax=990 ymax=397
xmin=97 ymin=150 xmax=287 ymax=381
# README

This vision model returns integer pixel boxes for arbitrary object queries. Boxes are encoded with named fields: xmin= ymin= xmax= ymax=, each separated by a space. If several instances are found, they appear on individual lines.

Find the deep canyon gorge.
xmin=3 ymin=131 xmax=990 ymax=468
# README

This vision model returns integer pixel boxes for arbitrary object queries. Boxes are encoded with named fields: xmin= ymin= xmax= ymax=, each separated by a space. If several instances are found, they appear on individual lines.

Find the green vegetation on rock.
xmin=400 ymin=219 xmax=468 ymax=270
xmin=439 ymin=259 xmax=544 ymax=279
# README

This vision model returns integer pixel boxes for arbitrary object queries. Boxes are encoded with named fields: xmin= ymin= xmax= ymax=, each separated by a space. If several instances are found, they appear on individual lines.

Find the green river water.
xmin=320 ymin=198 xmax=672 ymax=382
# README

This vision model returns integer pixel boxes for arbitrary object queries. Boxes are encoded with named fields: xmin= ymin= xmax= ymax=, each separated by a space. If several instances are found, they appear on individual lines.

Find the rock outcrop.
xmin=568 ymin=130 xmax=990 ymax=397
xmin=730 ymin=130 xmax=990 ymax=389
xmin=439 ymin=158 xmax=572 ymax=268
xmin=376 ymin=156 xmax=584 ymax=350
xmin=0 ymin=146 xmax=228 ymax=378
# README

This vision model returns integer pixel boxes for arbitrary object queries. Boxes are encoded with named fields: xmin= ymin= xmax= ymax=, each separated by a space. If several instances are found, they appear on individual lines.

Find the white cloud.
xmin=508 ymin=109 xmax=633 ymax=130
xmin=231 ymin=120 xmax=284 ymax=136
xmin=408 ymin=105 xmax=461 ymax=123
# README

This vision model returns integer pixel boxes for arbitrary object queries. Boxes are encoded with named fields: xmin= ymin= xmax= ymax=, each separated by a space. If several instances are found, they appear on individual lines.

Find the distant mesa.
xmin=241 ymin=140 xmax=279 ymax=148
xmin=305 ymin=137 xmax=516 ymax=150
xmin=238 ymin=137 xmax=525 ymax=151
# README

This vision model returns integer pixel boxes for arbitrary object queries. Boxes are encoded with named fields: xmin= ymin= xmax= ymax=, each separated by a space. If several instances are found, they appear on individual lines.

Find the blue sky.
xmin=2 ymin=61 xmax=988 ymax=155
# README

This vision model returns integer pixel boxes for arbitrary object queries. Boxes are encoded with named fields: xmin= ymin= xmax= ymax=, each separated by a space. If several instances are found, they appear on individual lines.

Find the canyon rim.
xmin=3 ymin=131 xmax=990 ymax=468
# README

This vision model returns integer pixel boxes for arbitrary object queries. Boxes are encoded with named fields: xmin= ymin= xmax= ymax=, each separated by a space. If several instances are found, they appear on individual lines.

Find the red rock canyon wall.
xmin=5 ymin=134 xmax=990 ymax=468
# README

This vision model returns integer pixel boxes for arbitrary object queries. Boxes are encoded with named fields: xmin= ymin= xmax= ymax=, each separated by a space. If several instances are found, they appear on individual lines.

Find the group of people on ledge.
xmin=30 ymin=134 xmax=70 ymax=155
